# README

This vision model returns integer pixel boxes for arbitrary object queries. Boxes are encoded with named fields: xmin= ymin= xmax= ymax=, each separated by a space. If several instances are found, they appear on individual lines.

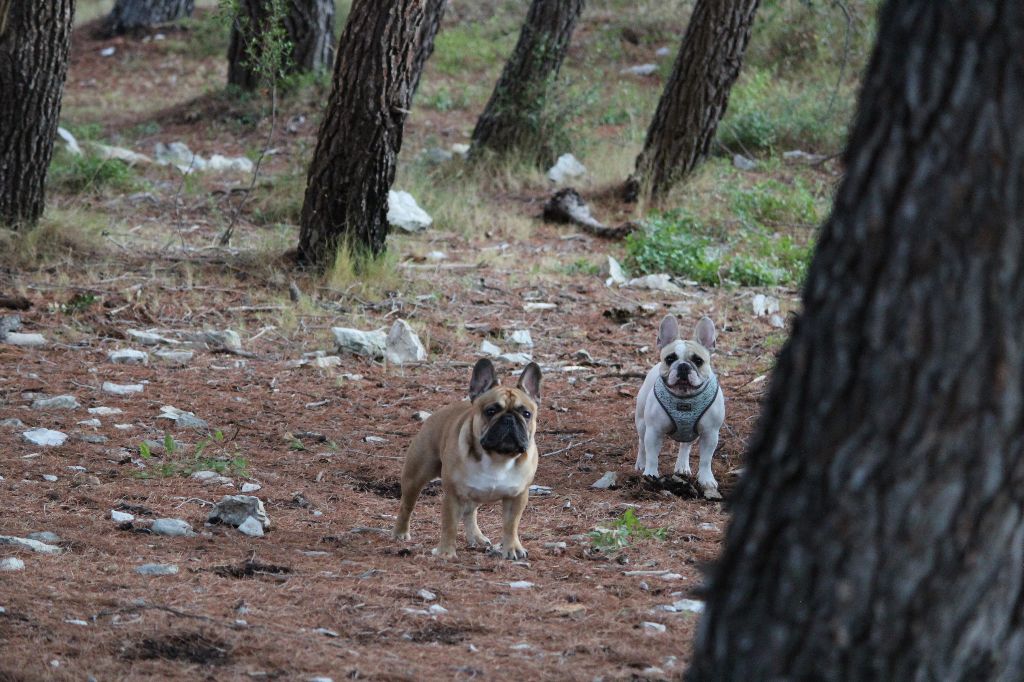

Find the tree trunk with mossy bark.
xmin=689 ymin=1 xmax=1024 ymax=680
xmin=227 ymin=0 xmax=335 ymax=90
xmin=104 ymin=0 xmax=193 ymax=35
xmin=296 ymin=0 xmax=425 ymax=267
xmin=469 ymin=0 xmax=584 ymax=166
xmin=626 ymin=0 xmax=759 ymax=201
xmin=0 ymin=0 xmax=75 ymax=229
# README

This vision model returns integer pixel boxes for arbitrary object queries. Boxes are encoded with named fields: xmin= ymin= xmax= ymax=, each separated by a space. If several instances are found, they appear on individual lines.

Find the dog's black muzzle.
xmin=480 ymin=413 xmax=530 ymax=455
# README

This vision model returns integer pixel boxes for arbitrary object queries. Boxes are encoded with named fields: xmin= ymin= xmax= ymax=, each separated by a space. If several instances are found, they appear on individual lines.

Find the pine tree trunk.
xmin=104 ymin=0 xmax=194 ymax=35
xmin=409 ymin=0 xmax=448 ymax=97
xmin=627 ymin=0 xmax=759 ymax=201
xmin=0 ymin=0 xmax=75 ymax=229
xmin=227 ymin=0 xmax=335 ymax=90
xmin=469 ymin=0 xmax=584 ymax=165
xmin=690 ymin=2 xmax=1024 ymax=680
xmin=297 ymin=0 xmax=425 ymax=267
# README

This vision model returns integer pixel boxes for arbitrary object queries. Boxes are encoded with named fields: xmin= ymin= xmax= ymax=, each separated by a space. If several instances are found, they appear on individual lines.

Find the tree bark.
xmin=626 ymin=0 xmax=759 ymax=201
xmin=408 ymin=0 xmax=448 ymax=97
xmin=690 ymin=2 xmax=1024 ymax=680
xmin=297 ymin=0 xmax=425 ymax=267
xmin=227 ymin=0 xmax=335 ymax=90
xmin=469 ymin=0 xmax=584 ymax=165
xmin=0 ymin=0 xmax=75 ymax=229
xmin=104 ymin=0 xmax=193 ymax=35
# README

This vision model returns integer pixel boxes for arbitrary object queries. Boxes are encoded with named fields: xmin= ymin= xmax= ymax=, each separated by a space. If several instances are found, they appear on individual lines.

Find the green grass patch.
xmin=136 ymin=430 xmax=250 ymax=479
xmin=590 ymin=508 xmax=667 ymax=552
xmin=48 ymin=152 xmax=141 ymax=195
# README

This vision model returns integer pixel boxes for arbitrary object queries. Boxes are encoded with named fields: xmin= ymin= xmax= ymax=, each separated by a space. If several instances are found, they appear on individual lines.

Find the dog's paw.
xmin=501 ymin=542 xmax=528 ymax=561
xmin=431 ymin=546 xmax=457 ymax=559
xmin=702 ymin=487 xmax=723 ymax=500
xmin=466 ymin=535 xmax=492 ymax=550
xmin=393 ymin=529 xmax=411 ymax=541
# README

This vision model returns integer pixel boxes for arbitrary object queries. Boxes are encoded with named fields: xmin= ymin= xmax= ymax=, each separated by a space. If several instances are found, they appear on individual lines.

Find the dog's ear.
xmin=694 ymin=316 xmax=716 ymax=351
xmin=469 ymin=358 xmax=499 ymax=400
xmin=656 ymin=315 xmax=680 ymax=351
xmin=517 ymin=362 xmax=542 ymax=403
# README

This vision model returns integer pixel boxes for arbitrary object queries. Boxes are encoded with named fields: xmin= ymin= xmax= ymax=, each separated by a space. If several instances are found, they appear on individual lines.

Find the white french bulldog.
xmin=634 ymin=315 xmax=725 ymax=499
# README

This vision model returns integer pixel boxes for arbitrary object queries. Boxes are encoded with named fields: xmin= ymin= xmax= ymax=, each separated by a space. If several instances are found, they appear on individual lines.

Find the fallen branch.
xmin=543 ymin=188 xmax=637 ymax=239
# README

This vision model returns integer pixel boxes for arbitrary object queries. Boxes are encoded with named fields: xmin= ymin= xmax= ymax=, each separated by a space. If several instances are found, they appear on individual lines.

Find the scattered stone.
xmin=150 ymin=518 xmax=196 ymax=537
xmin=157 ymin=405 xmax=208 ymax=429
xmin=315 ymin=628 xmax=339 ymax=638
xmin=732 ymin=154 xmax=757 ymax=171
xmin=668 ymin=599 xmax=705 ymax=613
xmin=65 ymin=619 xmax=89 ymax=626
xmin=108 ymin=349 xmax=149 ymax=365
xmin=153 ymin=350 xmax=193 ymax=366
xmin=604 ymin=255 xmax=628 ymax=287
xmin=782 ymin=149 xmax=827 ymax=163
xmin=111 ymin=510 xmax=134 ymax=523
xmin=237 ymin=516 xmax=265 ymax=537
xmin=208 ymin=495 xmax=271 ymax=531
xmin=450 ymin=143 xmax=470 ymax=158
xmin=508 ymin=330 xmax=533 ymax=348
xmin=32 ymin=395 xmax=80 ymax=410
xmin=624 ymin=274 xmax=683 ymax=293
xmin=660 ymin=573 xmax=683 ymax=581
xmin=100 ymin=46 xmax=116 ymax=57
xmin=697 ymin=523 xmax=719 ymax=531
xmin=101 ymin=382 xmax=144 ymax=396
xmin=769 ymin=313 xmax=785 ymax=329
xmin=332 ymin=327 xmax=386 ymax=359
xmin=528 ymin=485 xmax=552 ymax=496
xmin=136 ymin=563 xmax=179 ymax=576
xmin=620 ymin=63 xmax=658 ymax=76
xmin=428 ymin=604 xmax=448 ymax=616
xmin=77 ymin=418 xmax=101 ymax=427
xmin=574 ymin=349 xmax=595 ymax=364
xmin=0 ymin=535 xmax=63 ymax=554
xmin=240 ymin=482 xmax=262 ymax=493
xmin=4 ymin=332 xmax=46 ymax=347
xmin=203 ymin=330 xmax=243 ymax=353
xmin=313 ymin=355 xmax=342 ymax=368
xmin=643 ymin=621 xmax=667 ymax=634
xmin=27 ymin=531 xmax=60 ymax=543
xmin=87 ymin=142 xmax=151 ymax=166
xmin=479 ymin=339 xmax=502 ymax=357
xmin=72 ymin=472 xmax=101 ymax=487
xmin=385 ymin=319 xmax=427 ymax=365
xmin=364 ymin=435 xmax=387 ymax=444
xmin=0 ymin=418 xmax=26 ymax=429
xmin=207 ymin=154 xmax=254 ymax=173
xmin=0 ymin=558 xmax=25 ymax=572
xmin=413 ymin=411 xmax=432 ymax=422
xmin=543 ymin=542 xmax=568 ymax=550
xmin=126 ymin=329 xmax=177 ymax=346
xmin=387 ymin=190 xmax=433 ymax=233
xmin=421 ymin=147 xmax=453 ymax=165
xmin=88 ymin=406 xmax=122 ymax=416
xmin=509 ymin=581 xmax=535 ymax=590
xmin=189 ymin=470 xmax=232 ymax=485
xmin=523 ymin=302 xmax=557 ymax=312
xmin=57 ymin=127 xmax=82 ymax=155
xmin=751 ymin=294 xmax=780 ymax=317
xmin=0 ymin=314 xmax=21 ymax=335
xmin=592 ymin=471 xmax=618 ymax=489
xmin=547 ymin=153 xmax=587 ymax=184
xmin=22 ymin=428 xmax=68 ymax=447
xmin=498 ymin=352 xmax=532 ymax=365
xmin=655 ymin=46 xmax=671 ymax=57
xmin=417 ymin=589 xmax=437 ymax=601
xmin=425 ymin=251 xmax=447 ymax=261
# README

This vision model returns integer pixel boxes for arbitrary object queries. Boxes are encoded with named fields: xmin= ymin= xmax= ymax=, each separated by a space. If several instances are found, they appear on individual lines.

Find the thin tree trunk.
xmin=626 ymin=0 xmax=759 ymax=201
xmin=409 ymin=0 xmax=448 ymax=97
xmin=104 ymin=0 xmax=193 ymax=35
xmin=0 ymin=0 xmax=75 ymax=229
xmin=469 ymin=0 xmax=584 ymax=165
xmin=690 ymin=1 xmax=1024 ymax=680
xmin=227 ymin=0 xmax=335 ymax=91
xmin=297 ymin=0 xmax=425 ymax=267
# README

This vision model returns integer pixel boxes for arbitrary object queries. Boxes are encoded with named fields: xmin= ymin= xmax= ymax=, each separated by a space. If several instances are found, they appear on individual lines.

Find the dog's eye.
xmin=664 ymin=353 xmax=678 ymax=365
xmin=521 ymin=410 xmax=531 ymax=419
xmin=485 ymin=406 xmax=499 ymax=417
xmin=692 ymin=355 xmax=704 ymax=367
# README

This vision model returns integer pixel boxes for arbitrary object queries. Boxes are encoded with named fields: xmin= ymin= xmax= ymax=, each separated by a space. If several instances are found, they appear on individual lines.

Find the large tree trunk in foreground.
xmin=408 ymin=0 xmax=448 ymax=98
xmin=227 ymin=0 xmax=335 ymax=90
xmin=690 ymin=1 xmax=1024 ymax=680
xmin=469 ymin=0 xmax=584 ymax=165
xmin=104 ymin=0 xmax=193 ymax=35
xmin=0 ymin=0 xmax=75 ymax=229
xmin=627 ymin=0 xmax=758 ymax=201
xmin=297 ymin=0 xmax=425 ymax=267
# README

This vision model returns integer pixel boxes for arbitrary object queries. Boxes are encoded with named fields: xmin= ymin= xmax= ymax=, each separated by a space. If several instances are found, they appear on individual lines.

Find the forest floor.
xmin=0 ymin=1 xmax=860 ymax=679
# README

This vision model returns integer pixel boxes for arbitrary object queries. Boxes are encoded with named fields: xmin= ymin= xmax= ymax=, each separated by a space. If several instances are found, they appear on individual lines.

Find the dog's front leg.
xmin=674 ymin=441 xmax=693 ymax=476
xmin=500 ymin=490 xmax=529 ymax=560
xmin=696 ymin=431 xmax=721 ymax=499
xmin=432 ymin=490 xmax=460 ymax=559
xmin=462 ymin=502 xmax=490 ymax=549
xmin=642 ymin=427 xmax=665 ymax=478
xmin=635 ymin=419 xmax=647 ymax=472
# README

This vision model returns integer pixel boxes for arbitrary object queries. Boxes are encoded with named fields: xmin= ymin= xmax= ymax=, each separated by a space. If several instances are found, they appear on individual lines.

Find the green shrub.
xmin=730 ymin=179 xmax=820 ymax=226
xmin=48 ymin=152 xmax=140 ymax=195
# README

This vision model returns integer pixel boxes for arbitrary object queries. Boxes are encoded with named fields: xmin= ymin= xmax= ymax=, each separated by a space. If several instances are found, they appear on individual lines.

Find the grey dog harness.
xmin=654 ymin=373 xmax=720 ymax=443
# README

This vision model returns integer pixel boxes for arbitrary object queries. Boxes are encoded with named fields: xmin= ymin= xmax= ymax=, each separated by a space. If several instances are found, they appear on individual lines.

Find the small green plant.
xmin=134 ymin=430 xmax=248 ymax=478
xmin=48 ymin=152 xmax=140 ymax=195
xmin=589 ymin=508 xmax=667 ymax=551
xmin=60 ymin=293 xmax=98 ymax=313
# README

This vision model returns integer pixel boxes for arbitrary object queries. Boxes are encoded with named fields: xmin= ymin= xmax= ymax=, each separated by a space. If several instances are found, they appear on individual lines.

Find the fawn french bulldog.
xmin=394 ymin=359 xmax=542 ymax=559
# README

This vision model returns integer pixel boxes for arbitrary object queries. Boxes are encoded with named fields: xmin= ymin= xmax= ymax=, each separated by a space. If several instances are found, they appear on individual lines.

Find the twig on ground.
xmin=542 ymin=438 xmax=596 ymax=457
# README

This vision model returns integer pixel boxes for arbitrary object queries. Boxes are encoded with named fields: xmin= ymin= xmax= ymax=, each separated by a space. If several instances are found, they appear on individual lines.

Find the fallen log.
xmin=0 ymin=295 xmax=31 ymax=310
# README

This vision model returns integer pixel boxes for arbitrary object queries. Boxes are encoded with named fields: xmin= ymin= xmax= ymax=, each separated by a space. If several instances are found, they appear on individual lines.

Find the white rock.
xmin=591 ymin=471 xmax=618 ymax=489
xmin=604 ymin=255 xmax=627 ymax=287
xmin=417 ymin=589 xmax=437 ymax=601
xmin=428 ymin=604 xmax=448 ymax=615
xmin=150 ymin=518 xmax=195 ymax=537
xmin=77 ymin=418 xmax=101 ymax=427
xmin=547 ymin=153 xmax=587 ymax=184
xmin=386 ymin=319 xmax=427 ymax=365
xmin=523 ymin=302 xmax=557 ymax=312
xmin=0 ymin=535 xmax=62 ymax=554
xmin=450 ymin=143 xmax=470 ymax=157
xmin=769 ymin=313 xmax=785 ymax=329
xmin=364 ymin=435 xmax=387 ymax=444
xmin=480 ymin=340 xmax=502 ymax=357
xmin=509 ymin=581 xmax=534 ymax=590
xmin=733 ymin=154 xmax=757 ymax=171
xmin=102 ymin=381 xmax=144 ymax=396
xmin=425 ymin=251 xmax=447 ymax=261
xmin=240 ymin=482 xmax=262 ymax=493
xmin=22 ymin=428 xmax=68 ymax=447
xmin=208 ymin=495 xmax=271 ymax=530
xmin=57 ymin=127 xmax=82 ymax=155
xmin=206 ymin=154 xmax=254 ymax=173
xmin=543 ymin=541 xmax=567 ymax=549
xmin=32 ymin=395 xmax=80 ymax=410
xmin=0 ymin=418 xmax=25 ymax=428
xmin=153 ymin=350 xmax=193 ymax=366
xmin=660 ymin=573 xmax=683 ymax=581
xmin=237 ymin=516 xmax=265 ymax=537
xmin=157 ymin=405 xmax=208 ymax=429
xmin=314 ymin=628 xmax=339 ymax=637
xmin=313 ymin=355 xmax=342 ymax=368
xmin=127 ymin=329 xmax=177 ymax=346
xmin=387 ymin=190 xmax=433 ymax=233
xmin=498 ymin=352 xmax=532 ymax=365
xmin=751 ymin=294 xmax=780 ymax=317
xmin=697 ymin=522 xmax=719 ymax=531
xmin=100 ymin=46 xmax=116 ymax=57
xmin=0 ymin=558 xmax=25 ymax=572
xmin=643 ymin=621 xmax=667 ymax=634
xmin=154 ymin=141 xmax=205 ymax=172
xmin=111 ymin=510 xmax=134 ymax=523
xmin=528 ymin=485 xmax=552 ymax=496
xmin=508 ymin=330 xmax=533 ymax=348
xmin=108 ymin=349 xmax=149 ymax=365
xmin=624 ymin=274 xmax=683 ymax=293
xmin=655 ymin=46 xmax=671 ymax=57
xmin=41 ymin=474 xmax=58 ymax=482
xmin=4 ymin=332 xmax=46 ymax=347
xmin=203 ymin=329 xmax=242 ymax=352
xmin=88 ymin=406 xmax=122 ymax=416
xmin=620 ymin=64 xmax=658 ymax=76
xmin=783 ymin=149 xmax=827 ymax=163
xmin=88 ymin=142 xmax=152 ymax=166
xmin=671 ymin=599 xmax=705 ymax=613
xmin=136 ymin=563 xmax=179 ymax=576
xmin=27 ymin=531 xmax=60 ymax=543
xmin=332 ymin=327 xmax=386 ymax=359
